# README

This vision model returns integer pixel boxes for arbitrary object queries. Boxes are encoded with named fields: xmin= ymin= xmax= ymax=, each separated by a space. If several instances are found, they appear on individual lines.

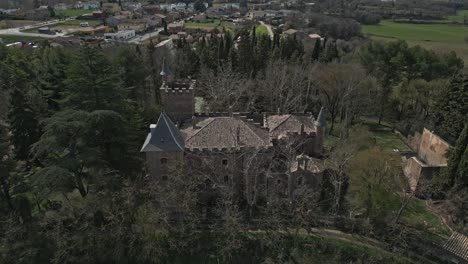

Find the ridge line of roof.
xmin=241 ymin=117 xmax=270 ymax=145
xmin=161 ymin=112 xmax=184 ymax=151
xmin=269 ymin=114 xmax=291 ymax=132
xmin=185 ymin=117 xmax=216 ymax=143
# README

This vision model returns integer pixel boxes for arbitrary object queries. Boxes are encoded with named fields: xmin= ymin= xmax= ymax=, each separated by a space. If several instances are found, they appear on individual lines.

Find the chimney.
xmin=263 ymin=113 xmax=267 ymax=127
xmin=304 ymin=159 xmax=308 ymax=171
xmin=150 ymin=124 xmax=156 ymax=133
xmin=277 ymin=107 xmax=281 ymax=115
xmin=192 ymin=116 xmax=197 ymax=129
xmin=300 ymin=124 xmax=305 ymax=135
xmin=229 ymin=106 xmax=233 ymax=117
xmin=236 ymin=125 xmax=241 ymax=144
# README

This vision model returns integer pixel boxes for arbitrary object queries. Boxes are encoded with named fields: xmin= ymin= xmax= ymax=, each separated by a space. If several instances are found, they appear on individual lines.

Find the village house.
xmin=118 ymin=20 xmax=147 ymax=33
xmin=124 ymin=2 xmax=142 ymax=12
xmin=168 ymin=21 xmax=184 ymax=33
xmin=141 ymin=63 xmax=326 ymax=203
xmin=75 ymin=1 xmax=85 ymax=9
xmin=247 ymin=10 xmax=266 ymax=20
xmin=104 ymin=30 xmax=135 ymax=41
xmin=53 ymin=3 xmax=70 ymax=11
xmin=150 ymin=14 xmax=166 ymax=26
xmin=106 ymin=15 xmax=128 ymax=27
xmin=192 ymin=14 xmax=211 ymax=23
xmin=142 ymin=4 xmax=160 ymax=15
xmin=83 ymin=1 xmax=100 ymax=10
xmin=102 ymin=3 xmax=121 ymax=14
xmin=166 ymin=11 xmax=182 ymax=22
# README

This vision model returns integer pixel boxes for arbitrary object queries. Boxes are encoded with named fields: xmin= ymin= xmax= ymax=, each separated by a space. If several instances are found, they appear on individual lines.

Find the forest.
xmin=0 ymin=23 xmax=468 ymax=263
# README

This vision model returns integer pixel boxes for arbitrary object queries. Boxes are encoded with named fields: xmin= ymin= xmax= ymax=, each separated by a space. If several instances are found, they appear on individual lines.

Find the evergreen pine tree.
xmin=445 ymin=123 xmax=468 ymax=188
xmin=8 ymin=88 xmax=42 ymax=160
xmin=0 ymin=122 xmax=16 ymax=211
xmin=432 ymin=73 xmax=468 ymax=142
xmin=63 ymin=47 xmax=125 ymax=112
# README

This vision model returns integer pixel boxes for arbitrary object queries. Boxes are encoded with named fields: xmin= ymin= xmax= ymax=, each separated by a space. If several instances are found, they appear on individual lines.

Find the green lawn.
xmin=446 ymin=9 xmax=468 ymax=23
xmin=403 ymin=199 xmax=451 ymax=239
xmin=185 ymin=19 xmax=221 ymax=27
xmin=0 ymin=34 xmax=46 ymax=44
xmin=362 ymin=20 xmax=467 ymax=44
xmin=362 ymin=20 xmax=468 ymax=63
xmin=56 ymin=9 xmax=93 ymax=17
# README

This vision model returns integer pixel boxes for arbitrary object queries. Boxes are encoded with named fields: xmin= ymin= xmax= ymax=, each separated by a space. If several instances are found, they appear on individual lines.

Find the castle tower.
xmin=160 ymin=59 xmax=195 ymax=123
xmin=314 ymin=107 xmax=326 ymax=155
xmin=141 ymin=112 xmax=185 ymax=181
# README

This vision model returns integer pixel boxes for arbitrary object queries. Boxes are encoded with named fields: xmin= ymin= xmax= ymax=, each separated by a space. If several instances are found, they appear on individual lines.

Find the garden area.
xmin=362 ymin=9 xmax=468 ymax=63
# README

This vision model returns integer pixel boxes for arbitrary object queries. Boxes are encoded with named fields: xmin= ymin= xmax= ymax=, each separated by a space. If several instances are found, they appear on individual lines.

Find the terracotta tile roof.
xmin=181 ymin=117 xmax=270 ymax=149
xmin=266 ymin=114 xmax=316 ymax=138
xmin=444 ymin=232 xmax=468 ymax=261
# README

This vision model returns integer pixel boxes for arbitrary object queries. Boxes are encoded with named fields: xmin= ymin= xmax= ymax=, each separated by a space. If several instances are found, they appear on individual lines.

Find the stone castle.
xmin=141 ymin=63 xmax=326 ymax=201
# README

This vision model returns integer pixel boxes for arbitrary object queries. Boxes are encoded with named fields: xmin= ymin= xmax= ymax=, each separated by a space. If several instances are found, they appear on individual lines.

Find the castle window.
xmin=160 ymin=137 xmax=164 ymax=143
xmin=160 ymin=158 xmax=167 ymax=164
xmin=222 ymin=159 xmax=228 ymax=166
xmin=224 ymin=175 xmax=229 ymax=183
xmin=162 ymin=175 xmax=168 ymax=181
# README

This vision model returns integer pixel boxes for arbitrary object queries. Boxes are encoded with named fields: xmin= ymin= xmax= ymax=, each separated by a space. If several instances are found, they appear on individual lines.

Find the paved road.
xmin=0 ymin=18 xmax=76 ymax=39
xmin=260 ymin=21 xmax=274 ymax=39
xmin=128 ymin=27 xmax=163 ymax=44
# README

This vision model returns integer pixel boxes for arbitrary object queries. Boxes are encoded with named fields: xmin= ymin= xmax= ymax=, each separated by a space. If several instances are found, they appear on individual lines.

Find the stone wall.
xmin=418 ymin=128 xmax=450 ymax=166
xmin=145 ymin=151 xmax=183 ymax=181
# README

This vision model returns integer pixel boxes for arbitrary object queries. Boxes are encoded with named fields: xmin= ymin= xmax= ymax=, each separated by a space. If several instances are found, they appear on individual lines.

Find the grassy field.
xmin=0 ymin=34 xmax=46 ymax=44
xmin=363 ymin=20 xmax=467 ymax=44
xmin=446 ymin=9 xmax=468 ymax=23
xmin=403 ymin=199 xmax=451 ymax=239
xmin=185 ymin=19 xmax=221 ymax=27
xmin=56 ymin=9 xmax=93 ymax=17
xmin=363 ymin=20 xmax=468 ymax=63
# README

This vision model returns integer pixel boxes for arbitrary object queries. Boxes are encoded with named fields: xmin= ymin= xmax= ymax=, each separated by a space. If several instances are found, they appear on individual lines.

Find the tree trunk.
xmin=0 ymin=176 xmax=14 ymax=210
xmin=394 ymin=192 xmax=414 ymax=224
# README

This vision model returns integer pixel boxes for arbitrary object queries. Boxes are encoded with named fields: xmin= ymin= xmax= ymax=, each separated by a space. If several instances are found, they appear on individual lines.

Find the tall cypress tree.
xmin=311 ymin=38 xmax=321 ymax=61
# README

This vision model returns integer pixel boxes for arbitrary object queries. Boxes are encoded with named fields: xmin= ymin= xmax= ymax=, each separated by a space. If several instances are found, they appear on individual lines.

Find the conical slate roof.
xmin=315 ymin=107 xmax=326 ymax=127
xmin=160 ymin=58 xmax=171 ymax=77
xmin=141 ymin=112 xmax=185 ymax=152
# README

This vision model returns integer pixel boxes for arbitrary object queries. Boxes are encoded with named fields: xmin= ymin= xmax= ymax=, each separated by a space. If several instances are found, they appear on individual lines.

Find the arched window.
xmin=160 ymin=158 xmax=167 ymax=164
xmin=222 ymin=159 xmax=228 ymax=166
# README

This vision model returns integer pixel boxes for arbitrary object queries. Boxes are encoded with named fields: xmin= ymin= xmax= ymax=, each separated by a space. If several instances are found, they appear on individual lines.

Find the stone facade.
xmin=403 ymin=128 xmax=451 ymax=191
xmin=160 ymin=79 xmax=195 ymax=123
xmin=418 ymin=128 xmax=450 ymax=166
xmin=141 ymin=67 xmax=325 ymax=202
